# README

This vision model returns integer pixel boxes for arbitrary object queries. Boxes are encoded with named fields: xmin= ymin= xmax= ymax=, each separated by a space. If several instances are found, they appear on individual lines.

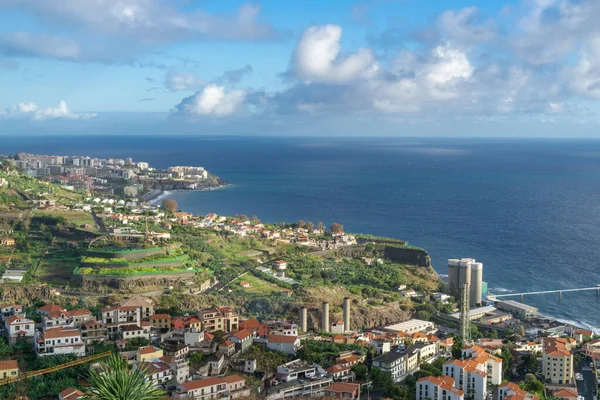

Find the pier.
xmin=488 ymin=285 xmax=600 ymax=301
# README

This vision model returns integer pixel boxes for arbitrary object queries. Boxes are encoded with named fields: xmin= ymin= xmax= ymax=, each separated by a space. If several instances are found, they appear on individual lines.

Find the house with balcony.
xmin=134 ymin=360 xmax=173 ymax=387
xmin=173 ymin=376 xmax=228 ymax=399
xmin=4 ymin=315 xmax=35 ymax=344
xmin=80 ymin=320 xmax=108 ymax=345
xmin=34 ymin=327 xmax=85 ymax=357
xmin=101 ymin=306 xmax=141 ymax=339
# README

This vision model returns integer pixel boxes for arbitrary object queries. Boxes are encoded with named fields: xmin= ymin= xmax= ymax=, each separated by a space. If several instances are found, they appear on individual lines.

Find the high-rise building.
xmin=447 ymin=258 xmax=483 ymax=307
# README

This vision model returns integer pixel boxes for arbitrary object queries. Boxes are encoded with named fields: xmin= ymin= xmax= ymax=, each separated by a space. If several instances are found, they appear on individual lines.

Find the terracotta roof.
xmin=268 ymin=334 xmax=298 ymax=343
xmin=0 ymin=360 xmax=18 ymax=371
xmin=223 ymin=340 xmax=235 ymax=346
xmin=83 ymin=320 xmax=104 ymax=328
xmin=181 ymin=377 xmax=225 ymax=390
xmin=43 ymin=328 xmax=81 ymax=339
xmin=325 ymin=382 xmax=361 ymax=394
xmin=121 ymin=324 xmax=143 ymax=332
xmin=138 ymin=346 xmax=160 ymax=355
xmin=232 ymin=329 xmax=253 ymax=340
xmin=138 ymin=361 xmax=170 ymax=375
xmin=417 ymin=376 xmax=464 ymax=395
xmin=326 ymin=364 xmax=351 ymax=373
xmin=222 ymin=375 xmax=245 ymax=384
xmin=4 ymin=315 xmax=28 ymax=324
xmin=553 ymin=388 xmax=578 ymax=398
xmin=240 ymin=318 xmax=262 ymax=328
xmin=59 ymin=387 xmax=84 ymax=400
xmin=67 ymin=309 xmax=92 ymax=317
xmin=37 ymin=304 xmax=65 ymax=313
xmin=544 ymin=337 xmax=572 ymax=357
xmin=334 ymin=320 xmax=344 ymax=325
xmin=337 ymin=355 xmax=361 ymax=364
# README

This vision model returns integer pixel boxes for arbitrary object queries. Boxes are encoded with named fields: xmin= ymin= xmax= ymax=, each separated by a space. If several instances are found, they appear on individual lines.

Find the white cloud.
xmin=437 ymin=7 xmax=496 ymax=43
xmin=175 ymin=84 xmax=247 ymax=116
xmin=291 ymin=25 xmax=378 ymax=83
xmin=165 ymin=72 xmax=205 ymax=91
xmin=0 ymin=32 xmax=80 ymax=60
xmin=1 ymin=100 xmax=96 ymax=120
xmin=0 ymin=0 xmax=279 ymax=43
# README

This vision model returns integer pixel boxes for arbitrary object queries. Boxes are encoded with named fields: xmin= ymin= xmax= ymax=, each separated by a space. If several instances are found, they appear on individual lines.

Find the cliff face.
xmin=382 ymin=246 xmax=431 ymax=267
xmin=141 ymin=177 xmax=227 ymax=191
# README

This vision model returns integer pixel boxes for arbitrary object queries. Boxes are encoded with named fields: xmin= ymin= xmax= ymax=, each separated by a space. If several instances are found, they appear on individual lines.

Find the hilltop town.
xmin=0 ymin=158 xmax=598 ymax=400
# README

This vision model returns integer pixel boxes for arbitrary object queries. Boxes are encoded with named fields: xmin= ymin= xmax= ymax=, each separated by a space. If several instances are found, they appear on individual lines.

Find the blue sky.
xmin=1 ymin=0 xmax=600 ymax=136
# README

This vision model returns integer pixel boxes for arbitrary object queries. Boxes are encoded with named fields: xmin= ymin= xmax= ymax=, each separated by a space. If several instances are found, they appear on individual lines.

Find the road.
xmin=90 ymin=211 xmax=106 ymax=232
xmin=576 ymin=357 xmax=596 ymax=400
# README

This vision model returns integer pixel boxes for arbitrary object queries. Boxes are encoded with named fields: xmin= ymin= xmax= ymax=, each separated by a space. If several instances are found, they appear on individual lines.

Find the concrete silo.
xmin=321 ymin=302 xmax=330 ymax=332
xmin=447 ymin=259 xmax=461 ymax=299
xmin=469 ymin=262 xmax=483 ymax=307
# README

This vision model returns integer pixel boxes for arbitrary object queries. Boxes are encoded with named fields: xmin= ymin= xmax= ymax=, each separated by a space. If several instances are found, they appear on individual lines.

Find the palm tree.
xmin=83 ymin=353 xmax=165 ymax=400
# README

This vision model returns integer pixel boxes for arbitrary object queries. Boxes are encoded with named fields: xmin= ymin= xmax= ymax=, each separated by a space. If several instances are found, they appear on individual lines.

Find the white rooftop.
xmin=383 ymin=319 xmax=434 ymax=333
xmin=449 ymin=305 xmax=497 ymax=320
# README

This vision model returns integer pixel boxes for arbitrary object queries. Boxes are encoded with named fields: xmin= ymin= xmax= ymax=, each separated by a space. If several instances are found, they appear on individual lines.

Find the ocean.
xmin=3 ymin=135 xmax=600 ymax=330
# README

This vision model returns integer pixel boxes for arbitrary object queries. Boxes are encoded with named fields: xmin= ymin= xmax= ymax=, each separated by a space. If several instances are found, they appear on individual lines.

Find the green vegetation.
xmin=297 ymin=340 xmax=364 ymax=368
xmin=232 ymin=273 xmax=289 ymax=295
xmin=0 ymin=353 xmax=90 ymax=400
xmin=84 ymin=352 xmax=165 ymax=400
xmin=75 ymin=265 xmax=196 ymax=276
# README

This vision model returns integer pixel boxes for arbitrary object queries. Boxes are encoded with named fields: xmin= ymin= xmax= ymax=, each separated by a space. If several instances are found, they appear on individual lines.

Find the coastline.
xmin=146 ymin=183 xmax=232 ymax=205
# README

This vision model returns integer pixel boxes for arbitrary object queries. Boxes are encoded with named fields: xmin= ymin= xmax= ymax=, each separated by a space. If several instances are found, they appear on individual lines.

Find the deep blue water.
xmin=3 ymin=135 xmax=600 ymax=330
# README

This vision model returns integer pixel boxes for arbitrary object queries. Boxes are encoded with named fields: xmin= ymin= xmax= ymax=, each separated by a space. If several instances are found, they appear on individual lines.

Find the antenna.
xmin=459 ymin=282 xmax=471 ymax=345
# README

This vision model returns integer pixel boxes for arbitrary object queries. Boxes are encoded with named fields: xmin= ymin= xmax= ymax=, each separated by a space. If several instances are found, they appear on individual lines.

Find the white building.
xmin=372 ymin=351 xmax=406 ymax=382
xmin=443 ymin=360 xmax=487 ymax=400
xmin=462 ymin=345 xmax=503 ymax=385
xmin=267 ymin=335 xmax=300 ymax=355
xmin=101 ymin=306 xmax=141 ymax=339
xmin=383 ymin=319 xmax=435 ymax=335
xmin=417 ymin=376 xmax=464 ymax=400
xmin=331 ymin=320 xmax=345 ymax=334
xmin=134 ymin=360 xmax=173 ymax=387
xmin=35 ymin=327 xmax=85 ymax=357
xmin=3 ymin=315 xmax=35 ymax=344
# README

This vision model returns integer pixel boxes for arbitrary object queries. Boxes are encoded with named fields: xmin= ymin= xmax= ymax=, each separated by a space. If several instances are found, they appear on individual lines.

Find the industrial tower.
xmin=459 ymin=282 xmax=471 ymax=345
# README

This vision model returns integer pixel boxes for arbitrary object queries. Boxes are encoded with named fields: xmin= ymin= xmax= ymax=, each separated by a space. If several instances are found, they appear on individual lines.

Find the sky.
xmin=1 ymin=0 xmax=600 ymax=136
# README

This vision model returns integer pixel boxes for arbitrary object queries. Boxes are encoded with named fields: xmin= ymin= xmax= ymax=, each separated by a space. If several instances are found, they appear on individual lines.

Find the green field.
xmin=232 ymin=273 xmax=288 ymax=295
xmin=34 ymin=210 xmax=97 ymax=231
xmin=35 ymin=250 xmax=80 ymax=285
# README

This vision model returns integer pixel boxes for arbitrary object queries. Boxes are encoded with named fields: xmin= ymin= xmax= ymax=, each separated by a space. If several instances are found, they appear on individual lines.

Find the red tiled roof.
xmin=325 ymin=382 xmax=361 ymax=394
xmin=222 ymin=375 xmax=245 ymax=384
xmin=149 ymin=314 xmax=171 ymax=320
xmin=59 ymin=387 xmax=84 ymax=400
xmin=37 ymin=304 xmax=65 ymax=313
xmin=232 ymin=329 xmax=252 ymax=340
xmin=0 ymin=360 xmax=18 ymax=371
xmin=138 ymin=346 xmax=160 ymax=355
xmin=326 ymin=364 xmax=351 ymax=374
xmin=43 ymin=328 xmax=81 ymax=339
xmin=181 ymin=377 xmax=225 ymax=390
xmin=268 ymin=334 xmax=297 ymax=343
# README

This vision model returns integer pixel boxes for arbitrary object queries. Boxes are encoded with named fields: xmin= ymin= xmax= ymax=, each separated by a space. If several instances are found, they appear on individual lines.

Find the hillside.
xmin=0 ymin=166 xmax=443 ymax=326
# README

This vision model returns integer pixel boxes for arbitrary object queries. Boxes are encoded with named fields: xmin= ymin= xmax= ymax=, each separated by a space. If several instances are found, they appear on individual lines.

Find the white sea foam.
xmin=540 ymin=314 xmax=600 ymax=333
xmin=488 ymin=287 xmax=513 ymax=293
xmin=150 ymin=191 xmax=172 ymax=205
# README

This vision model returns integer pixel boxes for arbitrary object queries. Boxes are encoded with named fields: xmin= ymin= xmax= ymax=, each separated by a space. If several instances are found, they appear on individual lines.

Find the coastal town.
xmin=0 ymin=156 xmax=598 ymax=400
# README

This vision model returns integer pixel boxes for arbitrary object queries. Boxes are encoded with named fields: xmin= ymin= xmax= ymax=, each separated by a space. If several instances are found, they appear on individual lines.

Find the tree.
xmin=297 ymin=220 xmax=306 ymax=228
xmin=451 ymin=335 xmax=464 ymax=360
xmin=84 ymin=352 xmax=165 ymax=400
xmin=351 ymin=364 xmax=368 ymax=380
xmin=330 ymin=222 xmax=344 ymax=233
xmin=500 ymin=346 xmax=513 ymax=377
xmin=305 ymin=221 xmax=314 ymax=231
xmin=317 ymin=221 xmax=324 ymax=232
xmin=162 ymin=199 xmax=178 ymax=213
xmin=370 ymin=367 xmax=393 ymax=390
xmin=251 ymin=215 xmax=260 ymax=223
xmin=189 ymin=353 xmax=204 ymax=369
xmin=416 ymin=310 xmax=431 ymax=321
xmin=520 ymin=325 xmax=526 ymax=337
